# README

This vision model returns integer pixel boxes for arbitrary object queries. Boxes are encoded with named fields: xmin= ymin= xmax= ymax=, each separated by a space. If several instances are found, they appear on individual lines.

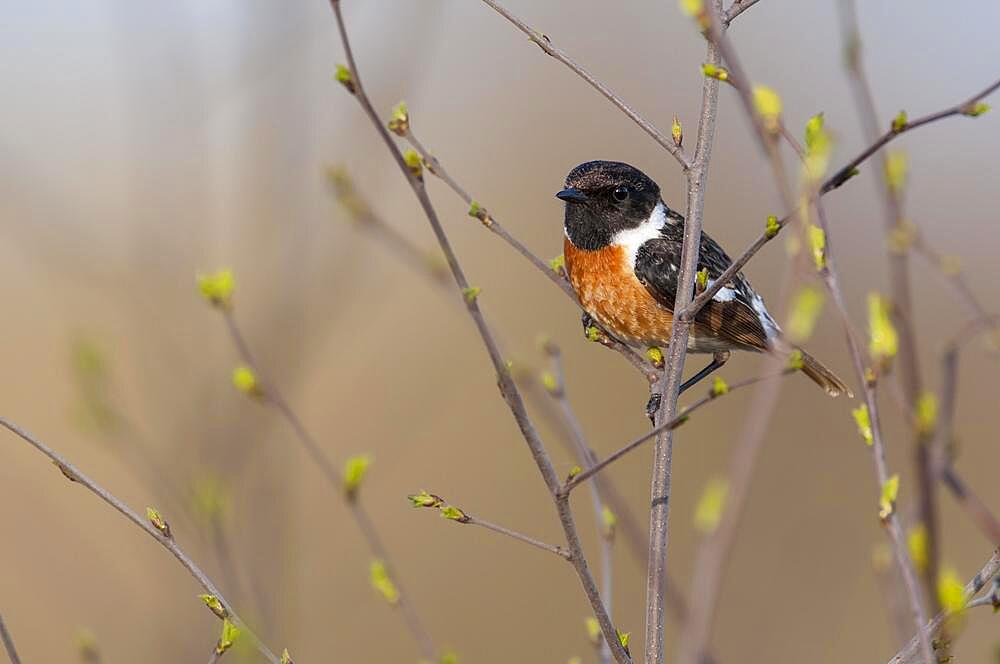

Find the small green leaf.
xmin=403 ymin=149 xmax=423 ymax=179
xmin=710 ymin=376 xmax=729 ymax=397
xmin=199 ymin=593 xmax=228 ymax=620
xmin=752 ymin=85 xmax=782 ymax=131
xmin=584 ymin=617 xmax=601 ymax=645
xmin=370 ymin=560 xmax=400 ymax=606
xmin=387 ymin=101 xmax=409 ymax=136
xmin=671 ymin=116 xmax=683 ymax=147
xmin=585 ymin=327 xmax=602 ymax=342
xmin=216 ymin=618 xmax=240 ymax=655
xmin=408 ymin=490 xmax=444 ymax=509
xmin=908 ymin=524 xmax=928 ymax=572
xmin=804 ymin=113 xmax=825 ymax=150
xmin=852 ymin=404 xmax=873 ymax=446
xmin=616 ymin=629 xmax=631 ymax=654
xmin=786 ymin=349 xmax=804 ymax=370
xmin=540 ymin=371 xmax=559 ymax=394
xmin=601 ymin=506 xmax=617 ymax=539
xmin=868 ymin=293 xmax=899 ymax=362
xmin=281 ymin=648 xmax=294 ymax=664
xmin=549 ymin=254 xmax=565 ymax=273
xmin=439 ymin=651 xmax=459 ymax=664
xmin=334 ymin=64 xmax=355 ymax=93
xmin=679 ymin=0 xmax=704 ymax=17
xmin=884 ymin=151 xmax=908 ymax=193
xmin=343 ymin=454 xmax=373 ymax=500
xmin=440 ymin=505 xmax=470 ymax=523
xmin=146 ymin=506 xmax=171 ymax=538
xmin=646 ymin=346 xmax=664 ymax=365
xmin=462 ymin=286 xmax=481 ymax=304
xmin=808 ymin=224 xmax=826 ymax=270
xmin=879 ymin=474 xmax=900 ymax=521
xmin=197 ymin=269 xmax=235 ymax=308
xmin=915 ymin=392 xmax=937 ymax=435
xmin=695 ymin=267 xmax=709 ymax=292
xmin=937 ymin=567 xmax=965 ymax=614
xmin=891 ymin=110 xmax=908 ymax=133
xmin=963 ymin=102 xmax=990 ymax=117
xmin=701 ymin=63 xmax=729 ymax=82
xmin=694 ymin=476 xmax=728 ymax=533
xmin=566 ymin=465 xmax=582 ymax=481
xmin=765 ymin=214 xmax=781 ymax=239
xmin=231 ymin=365 xmax=259 ymax=396
xmin=787 ymin=286 xmax=825 ymax=343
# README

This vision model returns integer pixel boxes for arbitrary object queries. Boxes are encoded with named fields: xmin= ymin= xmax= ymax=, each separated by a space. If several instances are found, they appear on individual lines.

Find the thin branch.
xmin=478 ymin=0 xmax=690 ymax=170
xmin=327 ymin=3 xmax=628 ymax=660
xmin=645 ymin=11 xmax=724 ymax=660
xmin=822 ymin=76 xmax=1000 ymax=194
xmin=0 ymin=613 xmax=21 ymax=664
xmin=565 ymin=368 xmax=794 ymax=493
xmin=465 ymin=515 xmax=571 ymax=560
xmin=940 ymin=466 xmax=1000 ymax=546
xmin=0 ymin=418 xmax=281 ymax=664
xmin=219 ymin=310 xmax=437 ymax=660
xmin=888 ymin=549 xmax=1000 ymax=664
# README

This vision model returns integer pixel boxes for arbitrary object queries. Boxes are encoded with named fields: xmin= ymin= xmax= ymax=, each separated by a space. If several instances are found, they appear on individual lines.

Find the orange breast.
xmin=564 ymin=237 xmax=674 ymax=344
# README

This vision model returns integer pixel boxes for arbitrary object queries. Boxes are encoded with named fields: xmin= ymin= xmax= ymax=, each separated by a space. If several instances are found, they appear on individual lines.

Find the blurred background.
xmin=1 ymin=1 xmax=998 ymax=662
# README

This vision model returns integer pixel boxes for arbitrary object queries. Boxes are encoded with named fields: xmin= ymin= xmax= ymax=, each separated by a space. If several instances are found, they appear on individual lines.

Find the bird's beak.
xmin=556 ymin=187 xmax=588 ymax=203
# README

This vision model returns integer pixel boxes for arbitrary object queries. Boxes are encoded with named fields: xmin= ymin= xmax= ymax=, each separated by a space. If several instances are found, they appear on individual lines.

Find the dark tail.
xmin=797 ymin=347 xmax=852 ymax=398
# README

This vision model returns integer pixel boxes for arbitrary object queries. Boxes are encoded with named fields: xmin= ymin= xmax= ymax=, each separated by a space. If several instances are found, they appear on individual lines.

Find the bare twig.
xmin=219 ymin=310 xmax=437 ymax=660
xmin=478 ymin=0 xmax=690 ymax=170
xmin=0 ymin=613 xmax=21 ymax=664
xmin=327 ymin=2 xmax=628 ymax=660
xmin=722 ymin=0 xmax=763 ymax=25
xmin=0 ymin=418 xmax=281 ymax=664
xmin=469 ymin=516 xmax=571 ymax=559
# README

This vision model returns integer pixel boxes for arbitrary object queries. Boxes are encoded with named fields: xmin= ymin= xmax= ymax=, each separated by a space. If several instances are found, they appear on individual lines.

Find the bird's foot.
xmin=645 ymin=393 xmax=662 ymax=424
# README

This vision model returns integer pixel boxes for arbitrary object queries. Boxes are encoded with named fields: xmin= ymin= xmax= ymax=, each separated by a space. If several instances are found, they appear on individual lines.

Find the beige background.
xmin=0 ymin=1 xmax=998 ymax=662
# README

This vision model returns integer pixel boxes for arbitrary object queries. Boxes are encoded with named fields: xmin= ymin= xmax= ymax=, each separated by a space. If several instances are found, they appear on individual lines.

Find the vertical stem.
xmin=644 ymin=20 xmax=723 ymax=662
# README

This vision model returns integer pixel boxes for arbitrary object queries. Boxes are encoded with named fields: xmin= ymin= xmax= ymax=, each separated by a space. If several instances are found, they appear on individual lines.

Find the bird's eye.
xmin=612 ymin=185 xmax=630 ymax=202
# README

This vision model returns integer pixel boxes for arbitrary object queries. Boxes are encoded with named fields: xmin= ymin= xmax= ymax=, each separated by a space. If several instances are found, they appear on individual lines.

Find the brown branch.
xmin=467 ymin=515 xmax=571 ymax=559
xmin=327 ymin=3 xmax=628 ymax=660
xmin=478 ymin=0 xmax=690 ymax=170
xmin=888 ymin=549 xmax=1000 ymax=664
xmin=645 ymin=14 xmax=725 ymax=659
xmin=0 ymin=418 xmax=282 ymax=664
xmin=0 ymin=613 xmax=21 ymax=664
xmin=219 ymin=310 xmax=437 ymax=659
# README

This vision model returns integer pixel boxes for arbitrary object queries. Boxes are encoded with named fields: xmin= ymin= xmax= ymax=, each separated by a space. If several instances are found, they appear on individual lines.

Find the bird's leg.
xmin=645 ymin=351 xmax=730 ymax=424
xmin=678 ymin=350 xmax=730 ymax=394
xmin=581 ymin=311 xmax=596 ymax=338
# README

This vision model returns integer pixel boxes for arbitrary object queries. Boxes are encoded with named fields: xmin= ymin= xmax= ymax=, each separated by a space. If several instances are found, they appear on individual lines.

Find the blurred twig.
xmin=0 ymin=613 xmax=21 ymax=664
xmin=327 ymin=1 xmax=628 ymax=660
xmin=216 ymin=309 xmax=438 ymax=659
xmin=0 ymin=418 xmax=282 ymax=664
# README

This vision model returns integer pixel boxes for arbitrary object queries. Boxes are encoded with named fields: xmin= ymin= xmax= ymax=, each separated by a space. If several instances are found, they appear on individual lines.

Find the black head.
xmin=557 ymin=161 xmax=665 ymax=251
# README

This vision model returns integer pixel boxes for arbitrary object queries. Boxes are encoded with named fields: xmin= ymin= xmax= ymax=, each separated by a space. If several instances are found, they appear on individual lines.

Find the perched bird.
xmin=557 ymin=160 xmax=849 ymax=404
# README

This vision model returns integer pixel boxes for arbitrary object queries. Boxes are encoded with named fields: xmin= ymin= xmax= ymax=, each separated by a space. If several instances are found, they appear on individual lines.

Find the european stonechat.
xmin=557 ymin=160 xmax=849 ymax=399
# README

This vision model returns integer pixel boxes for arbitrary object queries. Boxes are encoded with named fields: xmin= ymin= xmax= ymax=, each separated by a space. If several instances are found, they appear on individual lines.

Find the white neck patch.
xmin=611 ymin=200 xmax=668 ymax=269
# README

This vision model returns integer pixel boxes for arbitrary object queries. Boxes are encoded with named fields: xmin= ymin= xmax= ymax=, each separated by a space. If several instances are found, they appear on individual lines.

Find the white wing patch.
xmin=709 ymin=283 xmax=736 ymax=302
xmin=612 ymin=201 xmax=668 ymax=270
xmin=751 ymin=291 xmax=781 ymax=341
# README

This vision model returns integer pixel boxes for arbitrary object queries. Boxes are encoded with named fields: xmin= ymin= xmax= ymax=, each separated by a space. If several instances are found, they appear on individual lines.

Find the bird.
xmin=556 ymin=160 xmax=849 ymax=408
